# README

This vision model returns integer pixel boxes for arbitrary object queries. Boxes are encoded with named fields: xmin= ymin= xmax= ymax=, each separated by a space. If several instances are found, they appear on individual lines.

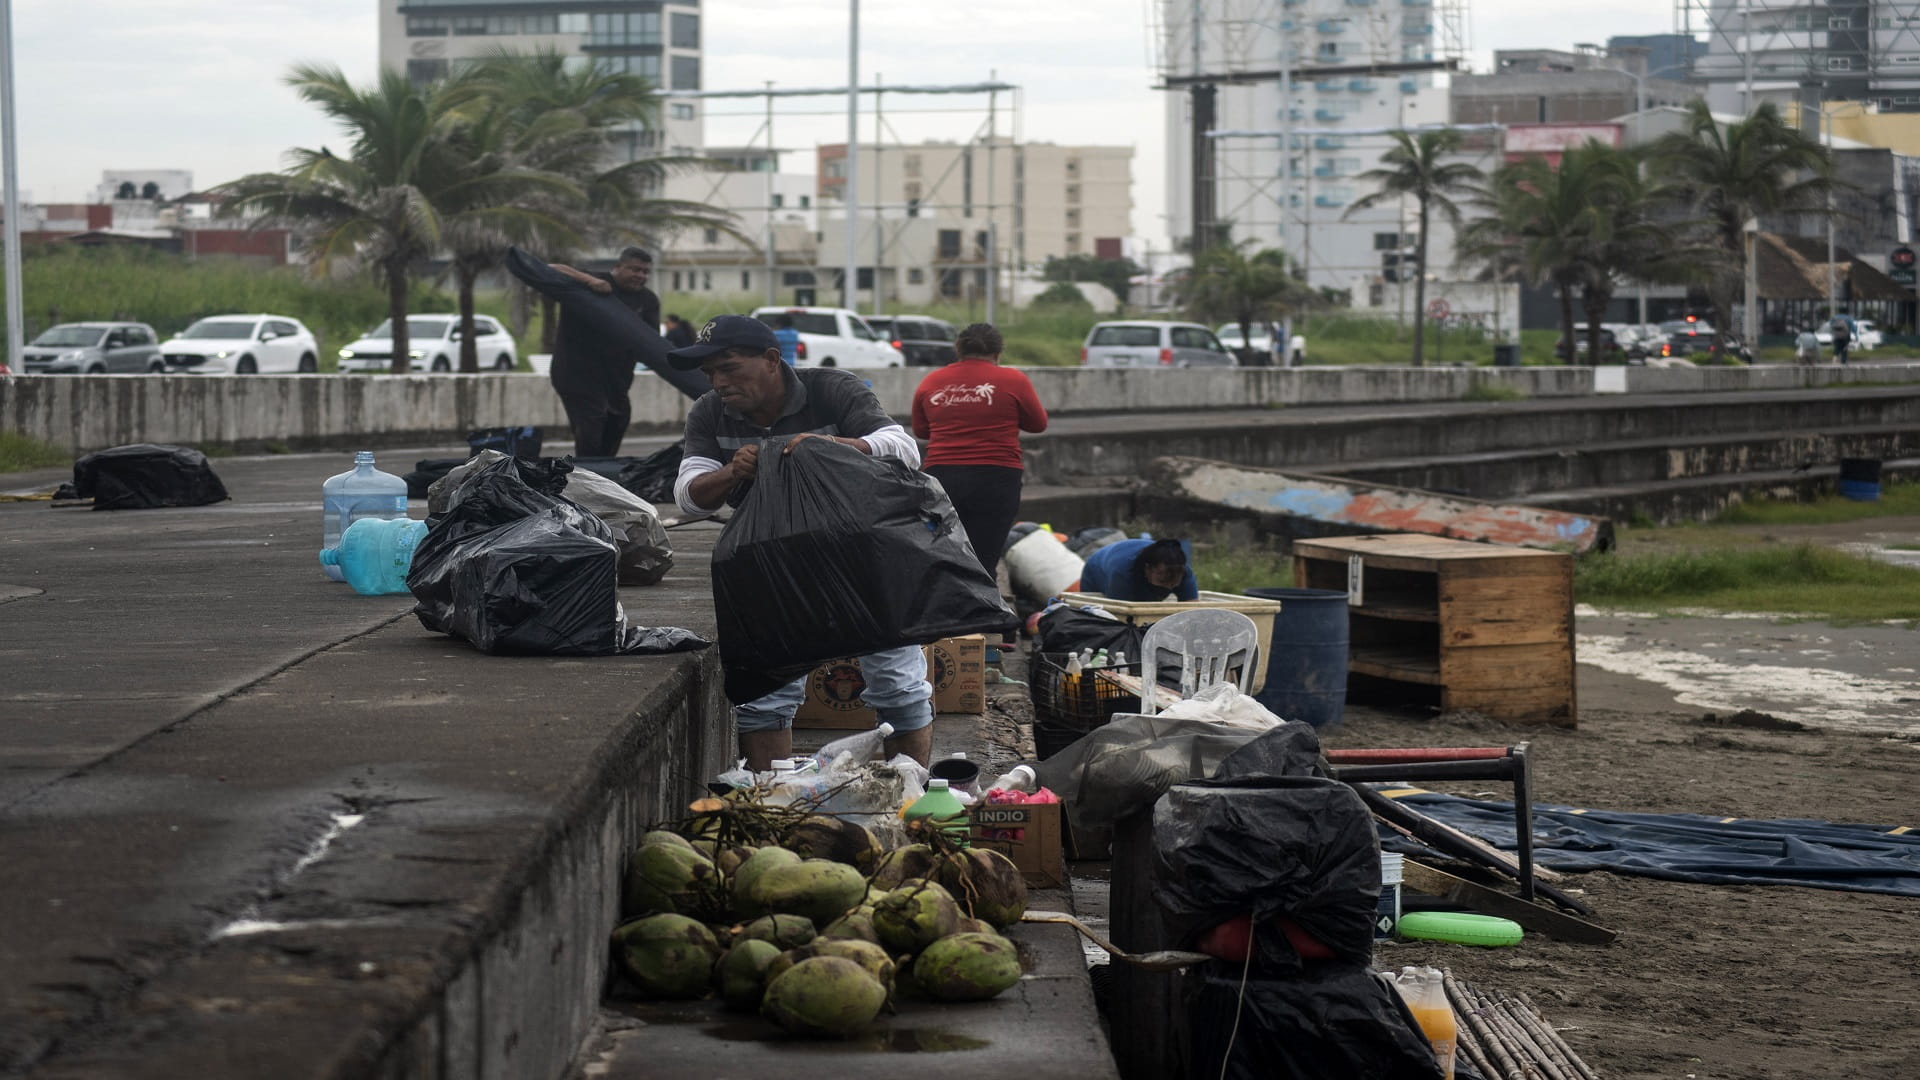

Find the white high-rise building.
xmin=1155 ymin=0 xmax=1468 ymax=299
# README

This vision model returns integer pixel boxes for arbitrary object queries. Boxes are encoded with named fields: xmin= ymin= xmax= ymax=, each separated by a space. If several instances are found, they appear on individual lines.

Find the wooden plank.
xmin=1297 ymin=533 xmax=1567 ymax=561
xmin=1401 ymin=860 xmax=1617 ymax=945
xmin=1439 ymin=579 xmax=1573 ymax=648
xmin=1438 ymin=641 xmax=1574 ymax=687
xmin=1351 ymin=603 xmax=1440 ymax=624
xmin=1350 ymin=646 xmax=1444 ymax=685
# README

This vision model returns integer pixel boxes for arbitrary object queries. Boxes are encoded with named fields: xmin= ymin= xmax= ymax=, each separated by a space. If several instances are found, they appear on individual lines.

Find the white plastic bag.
xmin=1155 ymin=684 xmax=1284 ymax=730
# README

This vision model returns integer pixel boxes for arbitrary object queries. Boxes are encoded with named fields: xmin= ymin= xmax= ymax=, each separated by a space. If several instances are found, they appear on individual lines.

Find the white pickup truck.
xmin=750 ymin=306 xmax=905 ymax=369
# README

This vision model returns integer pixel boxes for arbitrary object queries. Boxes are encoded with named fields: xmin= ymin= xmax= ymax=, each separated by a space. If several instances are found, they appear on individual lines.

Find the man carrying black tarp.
xmin=548 ymin=246 xmax=661 ymax=458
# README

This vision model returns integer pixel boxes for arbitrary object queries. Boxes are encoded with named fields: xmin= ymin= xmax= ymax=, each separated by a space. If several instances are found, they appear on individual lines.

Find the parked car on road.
xmin=21 ymin=322 xmax=162 ymax=373
xmin=1659 ymin=318 xmax=1751 ymax=362
xmin=749 ymin=306 xmax=905 ymax=368
xmin=337 ymin=315 xmax=517 ymax=373
xmin=1082 ymin=321 xmax=1237 ymax=368
xmin=1814 ymin=318 xmax=1883 ymax=351
xmin=160 ymin=314 xmax=319 ymax=374
xmin=866 ymin=314 xmax=958 ymax=366
xmin=1214 ymin=323 xmax=1309 ymax=366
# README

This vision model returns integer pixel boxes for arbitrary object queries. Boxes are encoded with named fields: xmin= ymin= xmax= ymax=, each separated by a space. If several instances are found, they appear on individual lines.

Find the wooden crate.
xmin=1291 ymin=533 xmax=1576 ymax=726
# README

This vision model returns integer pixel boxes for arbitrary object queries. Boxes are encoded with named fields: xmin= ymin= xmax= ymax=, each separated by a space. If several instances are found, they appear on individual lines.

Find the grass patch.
xmin=1715 ymin=482 xmax=1920 ymax=525
xmin=1460 ymin=381 xmax=1527 ymax=402
xmin=1189 ymin=536 xmax=1293 ymax=596
xmin=1575 ymin=542 xmax=1920 ymax=622
xmin=0 ymin=432 xmax=69 ymax=473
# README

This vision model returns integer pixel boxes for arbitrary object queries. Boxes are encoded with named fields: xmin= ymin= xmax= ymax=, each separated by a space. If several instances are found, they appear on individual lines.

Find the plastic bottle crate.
xmin=1029 ymin=651 xmax=1145 ymax=759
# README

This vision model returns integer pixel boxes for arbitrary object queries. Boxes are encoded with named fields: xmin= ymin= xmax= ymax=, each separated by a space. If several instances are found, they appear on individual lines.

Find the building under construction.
xmin=1681 ymin=0 xmax=1920 ymax=116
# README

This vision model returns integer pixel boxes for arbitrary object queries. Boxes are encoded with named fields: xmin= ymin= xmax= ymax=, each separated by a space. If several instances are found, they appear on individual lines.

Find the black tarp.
xmin=1036 ymin=605 xmax=1146 ymax=658
xmin=503 ymin=247 xmax=710 ymax=401
xmin=1383 ymin=789 xmax=1920 ymax=897
xmin=1186 ymin=966 xmax=1446 ymax=1080
xmin=711 ymin=435 xmax=1014 ymax=704
xmin=69 ymin=444 xmax=229 ymax=510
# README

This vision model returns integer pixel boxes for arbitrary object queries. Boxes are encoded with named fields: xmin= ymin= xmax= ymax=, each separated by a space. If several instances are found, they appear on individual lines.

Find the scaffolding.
xmin=1676 ymin=0 xmax=1920 ymax=110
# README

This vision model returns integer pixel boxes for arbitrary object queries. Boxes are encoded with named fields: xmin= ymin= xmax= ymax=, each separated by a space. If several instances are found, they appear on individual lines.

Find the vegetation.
xmin=1460 ymin=381 xmax=1526 ymax=402
xmin=1177 ymin=243 xmax=1316 ymax=364
xmin=1575 ymin=542 xmax=1920 ymax=623
xmin=1715 ymin=482 xmax=1920 ymax=525
xmin=1031 ymin=282 xmax=1094 ymax=309
xmin=1344 ymin=128 xmax=1485 ymax=367
xmin=1041 ymin=254 xmax=1145 ymax=307
xmin=0 ymin=432 xmax=68 ymax=474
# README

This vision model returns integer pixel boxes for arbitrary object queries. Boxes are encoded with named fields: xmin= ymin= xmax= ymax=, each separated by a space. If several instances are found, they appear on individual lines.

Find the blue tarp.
xmin=1381 ymin=789 xmax=1920 ymax=897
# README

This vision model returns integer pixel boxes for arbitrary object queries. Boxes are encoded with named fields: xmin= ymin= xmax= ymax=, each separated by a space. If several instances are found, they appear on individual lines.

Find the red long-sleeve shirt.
xmin=910 ymin=359 xmax=1049 ymax=470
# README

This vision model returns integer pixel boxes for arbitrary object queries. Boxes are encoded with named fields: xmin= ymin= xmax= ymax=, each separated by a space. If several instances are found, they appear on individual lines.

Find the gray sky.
xmin=11 ymin=0 xmax=1675 ymax=245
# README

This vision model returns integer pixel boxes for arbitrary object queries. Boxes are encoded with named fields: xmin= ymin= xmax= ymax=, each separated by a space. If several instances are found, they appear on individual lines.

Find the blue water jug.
xmin=320 ymin=451 xmax=409 ymax=582
xmin=319 ymin=517 xmax=427 ymax=595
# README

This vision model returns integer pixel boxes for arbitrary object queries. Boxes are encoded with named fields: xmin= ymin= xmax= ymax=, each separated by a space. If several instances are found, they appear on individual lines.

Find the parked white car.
xmin=1215 ymin=322 xmax=1308 ymax=366
xmin=1082 ymin=321 xmax=1237 ymax=368
xmin=1814 ymin=318 xmax=1882 ymax=351
xmin=160 ymin=315 xmax=319 ymax=374
xmin=749 ymin=306 xmax=905 ymax=369
xmin=337 ymin=314 xmax=518 ymax=372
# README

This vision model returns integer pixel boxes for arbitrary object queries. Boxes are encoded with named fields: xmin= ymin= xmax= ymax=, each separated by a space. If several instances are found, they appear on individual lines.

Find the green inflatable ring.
xmin=1395 ymin=911 xmax=1524 ymax=947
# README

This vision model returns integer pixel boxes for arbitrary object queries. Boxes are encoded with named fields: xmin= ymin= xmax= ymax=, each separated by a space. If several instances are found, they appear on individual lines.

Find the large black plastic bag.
xmin=408 ymin=455 xmax=704 ymax=656
xmin=1186 ymin=966 xmax=1446 ymax=1080
xmin=616 ymin=440 xmax=684 ymax=504
xmin=1036 ymin=604 xmax=1146 ymax=658
xmin=503 ymin=247 xmax=709 ymax=400
xmin=427 ymin=452 xmax=674 ymax=585
xmin=70 ymin=444 xmax=229 ymax=510
xmin=711 ymin=436 xmax=1014 ymax=704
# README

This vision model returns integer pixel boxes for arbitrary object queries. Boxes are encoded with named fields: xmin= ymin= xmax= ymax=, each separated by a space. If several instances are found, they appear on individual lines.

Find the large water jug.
xmin=320 ymin=451 xmax=409 ymax=581
xmin=319 ymin=517 xmax=427 ymax=595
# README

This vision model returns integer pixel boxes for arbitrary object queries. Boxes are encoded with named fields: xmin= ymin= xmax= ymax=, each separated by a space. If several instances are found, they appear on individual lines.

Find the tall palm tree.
xmin=1179 ymin=243 xmax=1317 ymax=364
xmin=1571 ymin=146 xmax=1710 ymax=364
xmin=219 ymin=65 xmax=467 ymax=374
xmin=1344 ymin=128 xmax=1485 ymax=367
xmin=1653 ymin=100 xmax=1833 ymax=355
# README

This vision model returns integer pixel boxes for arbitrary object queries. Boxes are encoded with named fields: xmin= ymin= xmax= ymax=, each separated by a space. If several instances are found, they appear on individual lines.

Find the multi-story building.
xmin=1681 ymin=0 xmax=1920 ymax=115
xmin=1452 ymin=46 xmax=1694 ymax=126
xmin=655 ymin=147 xmax=823 ymax=302
xmin=1605 ymin=32 xmax=1708 ymax=83
xmin=1155 ymin=0 xmax=1467 ymax=297
xmin=375 ymin=0 xmax=704 ymax=157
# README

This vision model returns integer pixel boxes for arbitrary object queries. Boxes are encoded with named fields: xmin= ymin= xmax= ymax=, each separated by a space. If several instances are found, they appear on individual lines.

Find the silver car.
xmin=1081 ymin=321 xmax=1237 ymax=368
xmin=21 ymin=322 xmax=163 ymax=374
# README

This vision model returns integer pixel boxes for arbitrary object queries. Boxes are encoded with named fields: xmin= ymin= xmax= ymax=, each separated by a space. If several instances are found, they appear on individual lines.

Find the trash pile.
xmin=54 ymin=444 xmax=229 ymax=510
xmin=612 ymin=745 xmax=1054 ymax=1039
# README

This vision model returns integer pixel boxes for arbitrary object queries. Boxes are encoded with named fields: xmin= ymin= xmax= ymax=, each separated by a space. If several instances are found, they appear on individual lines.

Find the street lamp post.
xmin=0 ymin=0 xmax=23 ymax=371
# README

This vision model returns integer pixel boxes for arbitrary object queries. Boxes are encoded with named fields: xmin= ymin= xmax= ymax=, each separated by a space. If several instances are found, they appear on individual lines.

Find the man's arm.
xmin=810 ymin=371 xmax=922 ymax=467
xmin=672 ymin=400 xmax=732 ymax=515
xmin=548 ymin=263 xmax=613 ymax=294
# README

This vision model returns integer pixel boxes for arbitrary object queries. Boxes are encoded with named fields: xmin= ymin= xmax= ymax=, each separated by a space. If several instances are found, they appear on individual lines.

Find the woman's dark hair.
xmin=955 ymin=322 xmax=1004 ymax=358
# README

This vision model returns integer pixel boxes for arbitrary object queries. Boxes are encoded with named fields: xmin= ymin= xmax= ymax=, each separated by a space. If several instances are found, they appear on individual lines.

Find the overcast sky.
xmin=9 ymin=0 xmax=1675 ymax=246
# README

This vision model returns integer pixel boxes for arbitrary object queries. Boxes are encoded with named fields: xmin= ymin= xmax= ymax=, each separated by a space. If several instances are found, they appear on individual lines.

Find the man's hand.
xmin=586 ymin=278 xmax=612 ymax=295
xmin=783 ymin=433 xmax=870 ymax=456
xmin=730 ymin=442 xmax=759 ymax=480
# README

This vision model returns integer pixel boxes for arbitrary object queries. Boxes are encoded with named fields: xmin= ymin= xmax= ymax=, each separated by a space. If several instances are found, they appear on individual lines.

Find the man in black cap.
xmin=669 ymin=315 xmax=932 ymax=771
xmin=549 ymin=246 xmax=660 ymax=458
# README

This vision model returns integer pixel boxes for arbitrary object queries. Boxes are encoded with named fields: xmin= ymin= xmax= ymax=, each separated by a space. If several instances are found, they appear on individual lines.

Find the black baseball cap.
xmin=667 ymin=314 xmax=780 ymax=368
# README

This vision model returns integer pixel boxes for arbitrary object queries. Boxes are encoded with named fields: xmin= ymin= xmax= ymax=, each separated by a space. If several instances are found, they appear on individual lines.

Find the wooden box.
xmin=793 ymin=635 xmax=986 ymax=729
xmin=1291 ymin=533 xmax=1576 ymax=726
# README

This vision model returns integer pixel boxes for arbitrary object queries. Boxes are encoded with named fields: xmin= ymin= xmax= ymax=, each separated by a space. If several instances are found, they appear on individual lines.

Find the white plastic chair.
xmin=1138 ymin=608 xmax=1261 ymax=715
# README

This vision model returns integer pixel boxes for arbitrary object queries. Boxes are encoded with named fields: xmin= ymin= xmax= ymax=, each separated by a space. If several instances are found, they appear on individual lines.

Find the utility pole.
xmin=764 ymin=83 xmax=776 ymax=307
xmin=873 ymin=74 xmax=884 ymax=316
xmin=0 ymin=0 xmax=23 ymax=370
xmin=842 ymin=0 xmax=860 ymax=310
xmin=985 ymin=77 xmax=997 ymax=324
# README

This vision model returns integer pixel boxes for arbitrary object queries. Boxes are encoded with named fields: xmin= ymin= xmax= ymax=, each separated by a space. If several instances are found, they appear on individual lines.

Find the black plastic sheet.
xmin=405 ymin=458 xmax=465 ymax=500
xmin=504 ymin=247 xmax=709 ymax=400
xmin=616 ymin=440 xmax=684 ymax=504
xmin=467 ymin=426 xmax=543 ymax=460
xmin=711 ymin=436 xmax=1014 ymax=704
xmin=70 ymin=444 xmax=229 ymax=511
xmin=1186 ymin=965 xmax=1445 ymax=1080
xmin=1036 ymin=605 xmax=1146 ymax=657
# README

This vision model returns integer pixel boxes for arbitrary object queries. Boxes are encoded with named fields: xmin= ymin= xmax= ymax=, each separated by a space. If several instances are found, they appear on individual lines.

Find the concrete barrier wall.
xmin=7 ymin=361 xmax=1911 ymax=454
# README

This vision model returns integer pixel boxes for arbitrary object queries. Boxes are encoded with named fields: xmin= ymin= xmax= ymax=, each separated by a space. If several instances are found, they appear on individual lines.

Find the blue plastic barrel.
xmin=1838 ymin=457 xmax=1882 ymax=502
xmin=1243 ymin=587 xmax=1350 ymax=730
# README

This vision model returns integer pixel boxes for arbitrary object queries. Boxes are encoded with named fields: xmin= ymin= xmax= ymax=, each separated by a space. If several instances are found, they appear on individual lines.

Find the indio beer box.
xmin=793 ymin=635 xmax=986 ymax=728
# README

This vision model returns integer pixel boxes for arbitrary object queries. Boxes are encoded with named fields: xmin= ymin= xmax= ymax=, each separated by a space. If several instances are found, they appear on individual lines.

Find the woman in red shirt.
xmin=911 ymin=323 xmax=1049 ymax=578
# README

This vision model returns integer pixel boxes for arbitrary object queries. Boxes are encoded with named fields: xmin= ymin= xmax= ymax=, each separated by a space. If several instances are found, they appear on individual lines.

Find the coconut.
xmin=740 ymin=913 xmax=816 ymax=950
xmin=912 ymin=931 xmax=1023 ymax=1002
xmin=935 ymin=849 xmax=1029 ymax=928
xmin=715 ymin=845 xmax=753 ymax=876
xmin=715 ymin=939 xmax=782 ymax=1011
xmin=622 ymin=841 xmax=718 ymax=917
xmin=640 ymin=829 xmax=694 ymax=851
xmin=611 ymin=913 xmax=723 ymax=999
xmin=761 ymin=956 xmax=889 ymax=1038
xmin=867 ymin=844 xmax=938 ymax=890
xmin=819 ymin=908 xmax=881 ymax=946
xmin=806 ymin=937 xmax=896 ymax=987
xmin=785 ymin=815 xmax=883 ymax=867
xmin=871 ymin=879 xmax=961 ymax=955
xmin=956 ymin=916 xmax=995 ymax=935
xmin=731 ymin=846 xmax=802 ymax=919
xmin=750 ymin=859 xmax=869 ymax=926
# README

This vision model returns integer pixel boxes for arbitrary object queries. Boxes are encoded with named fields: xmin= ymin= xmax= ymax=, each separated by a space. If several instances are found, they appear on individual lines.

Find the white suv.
xmin=160 ymin=315 xmax=320 ymax=374
xmin=337 ymin=315 xmax=518 ymax=372
xmin=749 ymin=306 xmax=905 ymax=369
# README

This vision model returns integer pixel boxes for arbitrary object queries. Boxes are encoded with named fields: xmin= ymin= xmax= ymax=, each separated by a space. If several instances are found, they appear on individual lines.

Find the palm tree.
xmin=1179 ymin=242 xmax=1317 ymax=363
xmin=1344 ymin=128 xmax=1485 ymax=367
xmin=219 ymin=65 xmax=468 ymax=374
xmin=1570 ymin=146 xmax=1711 ymax=365
xmin=1653 ymin=100 xmax=1834 ymax=355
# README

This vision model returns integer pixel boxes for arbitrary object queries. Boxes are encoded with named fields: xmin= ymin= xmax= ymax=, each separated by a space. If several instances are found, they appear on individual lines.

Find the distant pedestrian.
xmin=772 ymin=314 xmax=801 ymax=366
xmin=547 ymin=246 xmax=660 ymax=458
xmin=1795 ymin=326 xmax=1820 ymax=365
xmin=910 ymin=322 xmax=1048 ymax=581
xmin=664 ymin=314 xmax=696 ymax=349
xmin=1831 ymin=317 xmax=1852 ymax=365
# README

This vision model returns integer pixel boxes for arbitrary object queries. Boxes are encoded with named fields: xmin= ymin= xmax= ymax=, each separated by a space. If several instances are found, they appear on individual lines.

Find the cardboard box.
xmin=969 ymin=801 xmax=1066 ymax=889
xmin=793 ymin=635 xmax=986 ymax=729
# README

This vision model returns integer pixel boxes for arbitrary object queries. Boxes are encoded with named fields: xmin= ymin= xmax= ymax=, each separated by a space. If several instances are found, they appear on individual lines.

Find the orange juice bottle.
xmin=1401 ymin=968 xmax=1458 ymax=1080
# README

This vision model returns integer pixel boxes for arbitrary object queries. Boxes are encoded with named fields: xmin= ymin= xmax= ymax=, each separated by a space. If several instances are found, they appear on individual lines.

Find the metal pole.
xmin=1826 ymin=108 xmax=1837 ymax=325
xmin=1634 ymin=70 xmax=1648 ymax=325
xmin=764 ymin=83 xmax=776 ymax=307
xmin=985 ymin=78 xmax=997 ymax=324
xmin=1278 ymin=11 xmax=1292 ymax=263
xmin=873 ymin=74 xmax=883 ymax=316
xmin=0 ymin=0 xmax=23 ymax=371
xmin=1743 ymin=0 xmax=1755 ymax=113
xmin=842 ymin=0 xmax=859 ymax=310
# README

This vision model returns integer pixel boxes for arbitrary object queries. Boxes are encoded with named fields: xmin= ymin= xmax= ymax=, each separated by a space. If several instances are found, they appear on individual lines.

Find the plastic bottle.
xmin=814 ymin=722 xmax=895 ymax=768
xmin=1092 ymin=649 xmax=1109 ymax=669
xmin=1077 ymin=648 xmax=1094 ymax=669
xmin=986 ymin=764 xmax=1038 ymax=793
xmin=1399 ymin=968 xmax=1458 ymax=1080
xmin=318 ymin=517 xmax=427 ymax=595
xmin=1112 ymin=650 xmax=1127 ymax=669
xmin=903 ymin=778 xmax=970 ymax=847
xmin=320 ymin=451 xmax=409 ymax=582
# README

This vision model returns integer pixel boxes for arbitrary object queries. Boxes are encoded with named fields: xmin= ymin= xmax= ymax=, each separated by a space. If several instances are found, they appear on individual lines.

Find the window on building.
xmin=1065 ymin=157 xmax=1080 ymax=176
xmin=406 ymin=16 xmax=447 ymax=36
xmin=904 ymin=153 xmax=923 ymax=178
xmin=670 ymin=102 xmax=695 ymax=120
xmin=799 ymin=195 xmax=811 ymax=209
xmin=1830 ymin=56 xmax=1853 ymax=70
xmin=908 ymin=268 xmax=925 ymax=285
xmin=856 ymin=268 xmax=875 ymax=289
xmin=671 ymin=13 xmax=700 ymax=49
xmin=1066 ymin=209 xmax=1081 ymax=227
xmin=1374 ymin=232 xmax=1401 ymax=251
xmin=672 ymin=271 xmax=683 ymax=290
xmin=703 ymin=272 xmax=712 ymax=290
xmin=939 ymin=269 xmax=963 ymax=297
xmin=704 ymin=228 xmax=719 ymax=244
xmin=771 ymin=193 xmax=784 ymax=208
xmin=590 ymin=11 xmax=660 ymax=45
xmin=826 ymin=161 xmax=844 ymax=179
xmin=742 ymin=271 xmax=752 ymax=290
xmin=406 ymin=59 xmax=449 ymax=85
xmin=938 ymin=229 xmax=962 ymax=258
xmin=783 ymin=271 xmax=816 ymax=286
xmin=1066 ymin=233 xmax=1083 ymax=253
xmin=597 ymin=54 xmax=661 ymax=81
xmin=672 ymin=56 xmax=701 ymax=91
xmin=559 ymin=13 xmax=588 ymax=33
xmin=1066 ymin=183 xmax=1081 ymax=203
xmin=1829 ymin=16 xmax=1851 ymax=29
xmin=904 ymin=181 xmax=922 ymax=201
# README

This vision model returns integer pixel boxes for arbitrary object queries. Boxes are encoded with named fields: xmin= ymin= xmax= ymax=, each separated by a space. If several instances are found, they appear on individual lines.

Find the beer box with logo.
xmin=969 ymin=801 xmax=1065 ymax=889
xmin=793 ymin=635 xmax=986 ymax=728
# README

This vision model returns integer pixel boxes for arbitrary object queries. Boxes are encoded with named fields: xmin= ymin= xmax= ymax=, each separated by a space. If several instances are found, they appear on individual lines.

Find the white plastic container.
xmin=1004 ymin=529 xmax=1086 ymax=603
xmin=1376 ymin=851 xmax=1404 ymax=940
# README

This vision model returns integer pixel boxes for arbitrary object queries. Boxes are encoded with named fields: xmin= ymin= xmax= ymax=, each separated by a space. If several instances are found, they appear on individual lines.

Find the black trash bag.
xmin=1186 ymin=965 xmax=1445 ymax=1080
xmin=1036 ymin=605 xmax=1146 ymax=658
xmin=71 ymin=444 xmax=229 ymax=511
xmin=616 ymin=440 xmax=684 ymax=504
xmin=712 ymin=436 xmax=1015 ymax=704
xmin=1032 ymin=715 xmax=1269 ymax=833
xmin=504 ymin=247 xmax=709 ymax=401
xmin=404 ymin=458 xmax=466 ymax=500
xmin=467 ymin=426 xmax=543 ymax=460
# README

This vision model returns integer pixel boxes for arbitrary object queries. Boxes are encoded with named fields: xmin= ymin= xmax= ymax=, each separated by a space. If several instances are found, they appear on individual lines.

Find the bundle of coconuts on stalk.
xmin=610 ymin=792 xmax=1030 ymax=1039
